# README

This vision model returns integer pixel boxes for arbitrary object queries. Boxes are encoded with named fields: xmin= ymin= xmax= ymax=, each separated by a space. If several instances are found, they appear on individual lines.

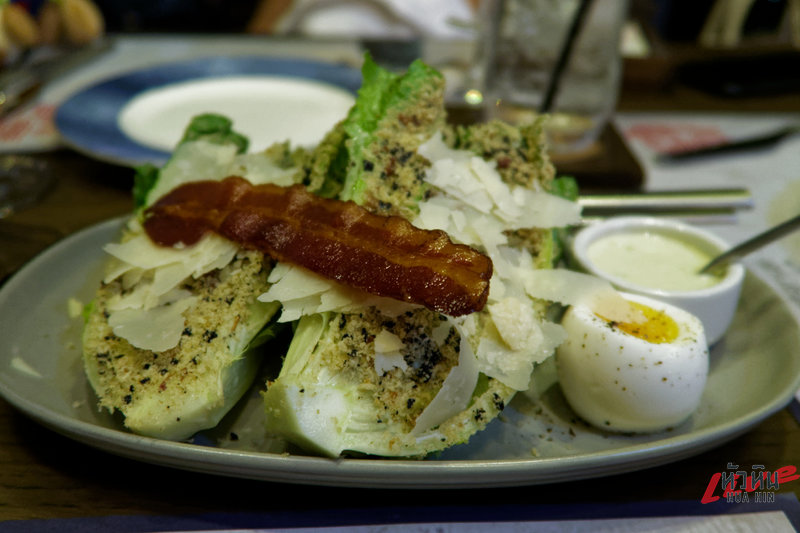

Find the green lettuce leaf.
xmin=339 ymin=54 xmax=442 ymax=204
xmin=132 ymin=163 xmax=159 ymax=210
xmin=179 ymin=113 xmax=249 ymax=153
xmin=550 ymin=175 xmax=580 ymax=201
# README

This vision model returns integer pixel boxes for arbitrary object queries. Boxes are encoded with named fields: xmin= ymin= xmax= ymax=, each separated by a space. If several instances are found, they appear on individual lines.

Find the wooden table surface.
xmin=1 ymin=38 xmax=800 ymax=527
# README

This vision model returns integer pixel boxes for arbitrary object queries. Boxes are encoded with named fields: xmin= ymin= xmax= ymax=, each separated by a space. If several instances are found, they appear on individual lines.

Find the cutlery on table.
xmin=579 ymin=188 xmax=753 ymax=224
xmin=657 ymin=124 xmax=800 ymax=163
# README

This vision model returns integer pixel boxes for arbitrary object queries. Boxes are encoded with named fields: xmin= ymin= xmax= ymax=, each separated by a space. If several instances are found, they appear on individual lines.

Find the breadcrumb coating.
xmin=83 ymin=250 xmax=274 ymax=438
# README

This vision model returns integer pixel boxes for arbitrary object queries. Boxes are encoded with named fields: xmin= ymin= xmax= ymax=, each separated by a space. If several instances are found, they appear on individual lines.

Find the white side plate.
xmin=55 ymin=56 xmax=362 ymax=167
xmin=118 ymin=76 xmax=355 ymax=153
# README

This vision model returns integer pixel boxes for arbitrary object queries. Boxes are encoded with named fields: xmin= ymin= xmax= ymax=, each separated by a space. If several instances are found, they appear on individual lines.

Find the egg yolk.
xmin=596 ymin=301 xmax=679 ymax=344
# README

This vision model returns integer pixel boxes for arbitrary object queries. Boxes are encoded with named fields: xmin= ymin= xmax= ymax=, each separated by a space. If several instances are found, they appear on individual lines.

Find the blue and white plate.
xmin=55 ymin=56 xmax=362 ymax=167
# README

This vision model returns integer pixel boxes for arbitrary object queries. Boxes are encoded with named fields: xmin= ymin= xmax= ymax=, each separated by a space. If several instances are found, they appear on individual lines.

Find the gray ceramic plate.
xmin=1 ymin=218 xmax=799 ymax=488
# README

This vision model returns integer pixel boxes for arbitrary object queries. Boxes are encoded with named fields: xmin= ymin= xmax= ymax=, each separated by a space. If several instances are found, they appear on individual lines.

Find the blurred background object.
xmin=2 ymin=0 xmax=800 ymax=191
xmin=94 ymin=0 xmax=258 ymax=34
xmin=0 ymin=0 xmax=105 ymax=63
xmin=88 ymin=0 xmax=479 ymax=39
xmin=621 ymin=0 xmax=800 ymax=112
xmin=259 ymin=0 xmax=477 ymax=39
xmin=647 ymin=0 xmax=800 ymax=48
xmin=473 ymin=0 xmax=629 ymax=157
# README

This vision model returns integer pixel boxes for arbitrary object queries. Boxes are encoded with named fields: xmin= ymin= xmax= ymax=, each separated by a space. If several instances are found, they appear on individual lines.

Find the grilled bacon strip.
xmin=143 ymin=176 xmax=492 ymax=316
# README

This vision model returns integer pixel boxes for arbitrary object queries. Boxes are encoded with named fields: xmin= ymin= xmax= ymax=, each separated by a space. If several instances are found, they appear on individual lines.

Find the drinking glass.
xmin=473 ymin=0 xmax=629 ymax=155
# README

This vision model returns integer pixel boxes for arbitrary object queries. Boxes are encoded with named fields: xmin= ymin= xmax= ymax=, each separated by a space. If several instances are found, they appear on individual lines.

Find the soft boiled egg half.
xmin=556 ymin=292 xmax=709 ymax=433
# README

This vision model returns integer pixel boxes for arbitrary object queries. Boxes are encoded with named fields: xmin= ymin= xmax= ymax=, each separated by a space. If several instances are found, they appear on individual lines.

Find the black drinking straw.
xmin=539 ymin=0 xmax=594 ymax=113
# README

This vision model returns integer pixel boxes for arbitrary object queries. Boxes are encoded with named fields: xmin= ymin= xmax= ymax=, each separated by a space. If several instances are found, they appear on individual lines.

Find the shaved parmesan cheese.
xmin=513 ymin=190 xmax=582 ymax=229
xmin=96 ymin=139 xmax=303 ymax=353
xmin=522 ymin=269 xmax=645 ymax=323
xmin=273 ymin=295 xmax=325 ymax=323
xmin=539 ymin=320 xmax=570 ymax=358
xmin=490 ymin=245 xmax=534 ymax=293
xmin=265 ymin=262 xmax=332 ymax=299
xmin=104 ymin=233 xmax=237 ymax=282
xmin=429 ymin=157 xmax=495 ymax=213
xmin=411 ymin=134 xmax=583 ymax=396
xmin=252 ymin=130 xmax=584 ymax=404
xmin=455 ymin=297 xmax=570 ymax=391
xmin=415 ymin=198 xmax=453 ymax=233
xmin=374 ymin=354 xmax=408 ymax=375
xmin=412 ymin=317 xmax=480 ymax=435
xmin=374 ymin=329 xmax=404 ymax=353
xmin=259 ymin=263 xmax=418 ymax=322
xmin=417 ymin=133 xmax=581 ymax=230
xmin=488 ymin=297 xmax=541 ymax=351
xmin=476 ymin=336 xmax=528 ymax=389
xmin=121 ymin=267 xmax=145 ymax=291
xmin=417 ymin=131 xmax=470 ymax=163
xmin=373 ymin=330 xmax=408 ymax=375
xmin=415 ymin=196 xmax=501 ymax=252
xmin=108 ymin=296 xmax=198 ymax=351
xmin=102 ymin=232 xmax=238 ymax=327
xmin=475 ymin=316 xmax=567 ymax=391
xmin=470 ymin=156 xmax=523 ymax=219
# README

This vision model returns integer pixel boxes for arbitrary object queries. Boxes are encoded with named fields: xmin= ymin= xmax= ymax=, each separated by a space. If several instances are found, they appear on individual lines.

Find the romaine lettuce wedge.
xmin=339 ymin=55 xmax=445 ymax=219
xmin=260 ymin=58 xmax=559 ymax=458
xmin=264 ymin=309 xmax=516 ymax=458
xmin=83 ymin=115 xmax=287 ymax=440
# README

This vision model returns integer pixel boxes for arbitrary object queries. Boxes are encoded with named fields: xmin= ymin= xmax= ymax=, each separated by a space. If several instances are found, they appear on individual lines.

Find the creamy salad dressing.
xmin=586 ymin=231 xmax=724 ymax=291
